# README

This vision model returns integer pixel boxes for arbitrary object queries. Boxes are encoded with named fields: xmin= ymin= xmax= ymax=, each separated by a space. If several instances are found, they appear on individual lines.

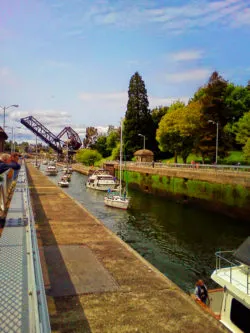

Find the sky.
xmin=1 ymin=0 xmax=250 ymax=143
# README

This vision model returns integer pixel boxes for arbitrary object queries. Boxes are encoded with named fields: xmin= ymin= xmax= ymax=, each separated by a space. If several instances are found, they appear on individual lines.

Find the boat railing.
xmin=215 ymin=250 xmax=250 ymax=295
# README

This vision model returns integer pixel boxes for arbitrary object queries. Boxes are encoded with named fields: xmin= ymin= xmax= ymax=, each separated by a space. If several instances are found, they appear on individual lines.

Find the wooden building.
xmin=0 ymin=127 xmax=8 ymax=153
xmin=134 ymin=149 xmax=154 ymax=162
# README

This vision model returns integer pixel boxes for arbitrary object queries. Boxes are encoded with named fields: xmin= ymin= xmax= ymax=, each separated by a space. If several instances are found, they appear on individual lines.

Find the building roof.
xmin=134 ymin=149 xmax=154 ymax=156
xmin=0 ymin=127 xmax=8 ymax=140
xmin=233 ymin=236 xmax=250 ymax=266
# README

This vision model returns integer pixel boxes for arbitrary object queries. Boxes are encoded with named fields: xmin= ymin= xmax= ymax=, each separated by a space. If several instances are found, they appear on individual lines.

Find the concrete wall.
xmin=112 ymin=165 xmax=250 ymax=221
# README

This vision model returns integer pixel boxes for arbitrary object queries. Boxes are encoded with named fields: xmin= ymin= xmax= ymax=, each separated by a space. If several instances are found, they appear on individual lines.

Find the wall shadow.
xmin=27 ymin=167 xmax=92 ymax=333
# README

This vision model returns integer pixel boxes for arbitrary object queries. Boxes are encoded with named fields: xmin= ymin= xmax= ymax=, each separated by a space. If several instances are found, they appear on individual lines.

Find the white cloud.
xmin=233 ymin=8 xmax=250 ymax=26
xmin=165 ymin=68 xmax=210 ymax=83
xmin=170 ymin=50 xmax=203 ymax=62
xmin=68 ymin=0 xmax=249 ymax=33
xmin=149 ymin=96 xmax=190 ymax=108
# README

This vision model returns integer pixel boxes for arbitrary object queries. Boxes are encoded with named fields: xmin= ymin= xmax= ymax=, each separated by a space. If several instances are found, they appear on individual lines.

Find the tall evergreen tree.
xmin=123 ymin=72 xmax=156 ymax=160
xmin=195 ymin=71 xmax=230 ymax=162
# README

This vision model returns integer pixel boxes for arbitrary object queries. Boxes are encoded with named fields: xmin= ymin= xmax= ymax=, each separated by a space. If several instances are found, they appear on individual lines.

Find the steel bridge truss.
xmin=20 ymin=116 xmax=82 ymax=154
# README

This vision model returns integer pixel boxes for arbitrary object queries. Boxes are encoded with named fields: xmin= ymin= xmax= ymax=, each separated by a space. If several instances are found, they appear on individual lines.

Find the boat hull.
xmin=104 ymin=196 xmax=129 ymax=210
xmin=86 ymin=183 xmax=119 ymax=191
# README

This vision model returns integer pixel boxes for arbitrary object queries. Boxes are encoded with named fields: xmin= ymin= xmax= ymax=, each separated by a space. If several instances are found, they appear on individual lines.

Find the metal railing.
xmin=215 ymin=250 xmax=250 ymax=295
xmin=23 ymin=163 xmax=51 ymax=332
xmin=0 ymin=163 xmax=51 ymax=332
xmin=106 ymin=161 xmax=250 ymax=173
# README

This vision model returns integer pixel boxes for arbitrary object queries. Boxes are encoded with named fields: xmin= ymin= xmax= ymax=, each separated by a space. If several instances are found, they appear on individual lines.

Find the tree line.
xmin=78 ymin=71 xmax=250 ymax=165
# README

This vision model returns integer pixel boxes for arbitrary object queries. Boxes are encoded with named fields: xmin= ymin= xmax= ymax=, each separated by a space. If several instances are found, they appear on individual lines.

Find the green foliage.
xmin=156 ymin=101 xmax=201 ymax=163
xmin=224 ymin=83 xmax=250 ymax=122
xmin=243 ymin=138 xmax=250 ymax=160
xmin=219 ymin=151 xmax=247 ymax=165
xmin=151 ymin=106 xmax=168 ymax=125
xmin=75 ymin=149 xmax=102 ymax=166
xmin=106 ymin=130 xmax=119 ymax=154
xmin=194 ymin=71 xmax=230 ymax=162
xmin=111 ymin=143 xmax=120 ymax=160
xmin=94 ymin=135 xmax=108 ymax=157
xmin=167 ymin=100 xmax=186 ymax=112
xmin=123 ymin=72 xmax=157 ymax=160
xmin=190 ymin=87 xmax=206 ymax=102
xmin=234 ymin=111 xmax=250 ymax=145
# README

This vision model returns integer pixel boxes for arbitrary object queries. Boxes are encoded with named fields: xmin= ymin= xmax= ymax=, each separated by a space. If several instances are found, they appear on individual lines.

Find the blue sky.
xmin=1 ymin=0 xmax=250 ymax=142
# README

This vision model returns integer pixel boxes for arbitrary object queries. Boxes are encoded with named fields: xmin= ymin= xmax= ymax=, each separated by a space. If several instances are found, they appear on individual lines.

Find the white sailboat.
xmin=104 ymin=119 xmax=130 ymax=210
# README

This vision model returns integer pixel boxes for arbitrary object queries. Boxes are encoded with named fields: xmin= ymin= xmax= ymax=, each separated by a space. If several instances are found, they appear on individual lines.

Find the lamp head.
xmin=13 ymin=104 xmax=19 ymax=108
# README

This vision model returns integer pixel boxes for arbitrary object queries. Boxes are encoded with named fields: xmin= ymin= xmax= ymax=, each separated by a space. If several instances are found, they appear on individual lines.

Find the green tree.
xmin=106 ymin=130 xmax=119 ymax=155
xmin=224 ymin=83 xmax=250 ymax=122
xmin=234 ymin=111 xmax=250 ymax=145
xmin=243 ymin=138 xmax=250 ymax=160
xmin=156 ymin=101 xmax=201 ymax=163
xmin=151 ymin=106 xmax=168 ymax=126
xmin=75 ymin=149 xmax=102 ymax=166
xmin=95 ymin=135 xmax=108 ymax=157
xmin=123 ymin=72 xmax=156 ymax=160
xmin=83 ymin=127 xmax=98 ymax=148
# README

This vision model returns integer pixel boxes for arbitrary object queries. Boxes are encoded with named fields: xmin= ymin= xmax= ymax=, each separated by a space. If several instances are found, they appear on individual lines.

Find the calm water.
xmin=44 ymin=166 xmax=250 ymax=293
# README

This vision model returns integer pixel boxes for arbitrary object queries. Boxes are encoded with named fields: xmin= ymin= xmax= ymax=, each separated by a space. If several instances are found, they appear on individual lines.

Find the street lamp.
xmin=0 ymin=104 xmax=19 ymax=130
xmin=208 ymin=120 xmax=219 ymax=164
xmin=138 ymin=133 xmax=146 ymax=150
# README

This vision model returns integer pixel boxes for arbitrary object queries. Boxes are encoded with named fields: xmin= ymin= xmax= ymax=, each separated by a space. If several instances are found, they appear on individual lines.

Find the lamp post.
xmin=0 ymin=104 xmax=19 ymax=130
xmin=208 ymin=120 xmax=219 ymax=164
xmin=138 ymin=133 xmax=146 ymax=150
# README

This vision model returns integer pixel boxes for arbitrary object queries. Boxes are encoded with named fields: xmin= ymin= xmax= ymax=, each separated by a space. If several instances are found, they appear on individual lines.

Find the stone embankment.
xmin=27 ymin=163 xmax=227 ymax=333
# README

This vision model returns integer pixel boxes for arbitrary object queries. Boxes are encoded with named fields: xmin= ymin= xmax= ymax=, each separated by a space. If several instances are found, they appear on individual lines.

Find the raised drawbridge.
xmin=20 ymin=116 xmax=82 ymax=155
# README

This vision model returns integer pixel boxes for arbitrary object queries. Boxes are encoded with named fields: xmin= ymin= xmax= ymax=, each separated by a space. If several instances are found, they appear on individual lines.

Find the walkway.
xmin=27 ymin=163 xmax=228 ymax=333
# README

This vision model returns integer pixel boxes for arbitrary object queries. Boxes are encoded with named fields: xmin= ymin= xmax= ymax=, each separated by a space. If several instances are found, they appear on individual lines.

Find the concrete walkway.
xmin=27 ymin=163 xmax=227 ymax=333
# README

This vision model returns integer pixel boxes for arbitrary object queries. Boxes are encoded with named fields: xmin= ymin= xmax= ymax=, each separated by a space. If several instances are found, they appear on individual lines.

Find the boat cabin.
xmin=209 ymin=237 xmax=250 ymax=333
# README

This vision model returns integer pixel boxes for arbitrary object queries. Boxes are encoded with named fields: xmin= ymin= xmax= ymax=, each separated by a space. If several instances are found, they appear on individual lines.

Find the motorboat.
xmin=63 ymin=172 xmax=71 ymax=182
xmin=104 ymin=119 xmax=130 ymax=210
xmin=192 ymin=237 xmax=250 ymax=333
xmin=86 ymin=169 xmax=119 ymax=191
xmin=63 ymin=166 xmax=73 ymax=174
xmin=58 ymin=177 xmax=69 ymax=187
xmin=45 ymin=165 xmax=58 ymax=176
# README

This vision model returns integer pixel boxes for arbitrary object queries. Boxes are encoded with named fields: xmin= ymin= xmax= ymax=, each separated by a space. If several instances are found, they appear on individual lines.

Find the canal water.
xmin=45 ymin=166 xmax=250 ymax=294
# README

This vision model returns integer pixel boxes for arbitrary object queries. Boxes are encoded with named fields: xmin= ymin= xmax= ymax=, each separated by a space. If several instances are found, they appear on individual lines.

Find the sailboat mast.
xmin=119 ymin=119 xmax=123 ymax=197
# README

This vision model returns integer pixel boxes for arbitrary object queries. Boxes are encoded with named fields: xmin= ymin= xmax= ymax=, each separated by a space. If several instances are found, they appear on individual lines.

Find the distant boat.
xmin=45 ymin=165 xmax=58 ymax=176
xmin=58 ymin=178 xmax=69 ymax=187
xmin=86 ymin=169 xmax=120 ymax=191
xmin=104 ymin=119 xmax=130 ymax=210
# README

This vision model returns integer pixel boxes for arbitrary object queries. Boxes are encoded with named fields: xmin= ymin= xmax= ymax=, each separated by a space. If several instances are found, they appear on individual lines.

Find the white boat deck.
xmin=212 ymin=265 xmax=250 ymax=306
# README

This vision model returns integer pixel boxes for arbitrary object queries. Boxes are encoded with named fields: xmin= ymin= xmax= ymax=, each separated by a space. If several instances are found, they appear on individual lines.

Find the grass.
xmin=162 ymin=151 xmax=250 ymax=165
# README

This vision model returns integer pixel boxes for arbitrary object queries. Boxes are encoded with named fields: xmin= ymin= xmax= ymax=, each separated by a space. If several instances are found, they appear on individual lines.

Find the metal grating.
xmin=0 ymin=225 xmax=29 ymax=332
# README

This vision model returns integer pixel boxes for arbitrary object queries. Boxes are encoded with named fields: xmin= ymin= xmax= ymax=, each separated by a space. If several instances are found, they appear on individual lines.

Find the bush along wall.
xmin=119 ymin=170 xmax=250 ymax=221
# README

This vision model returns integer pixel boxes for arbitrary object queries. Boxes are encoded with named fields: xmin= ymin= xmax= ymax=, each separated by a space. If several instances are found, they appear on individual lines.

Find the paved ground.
xmin=27 ymin=163 xmax=228 ymax=333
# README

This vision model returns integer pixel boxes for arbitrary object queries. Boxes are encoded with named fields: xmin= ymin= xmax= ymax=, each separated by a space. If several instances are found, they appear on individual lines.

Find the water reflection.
xmin=42 ymin=166 xmax=250 ymax=293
